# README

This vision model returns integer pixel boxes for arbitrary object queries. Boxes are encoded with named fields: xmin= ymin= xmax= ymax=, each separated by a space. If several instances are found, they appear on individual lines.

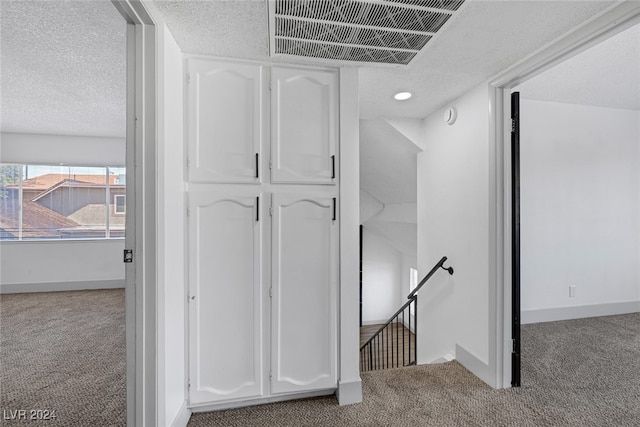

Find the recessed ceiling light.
xmin=394 ymin=92 xmax=412 ymax=101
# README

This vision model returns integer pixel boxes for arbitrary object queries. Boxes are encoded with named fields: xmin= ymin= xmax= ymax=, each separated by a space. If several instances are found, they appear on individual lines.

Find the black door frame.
xmin=359 ymin=224 xmax=363 ymax=327
xmin=510 ymin=92 xmax=521 ymax=387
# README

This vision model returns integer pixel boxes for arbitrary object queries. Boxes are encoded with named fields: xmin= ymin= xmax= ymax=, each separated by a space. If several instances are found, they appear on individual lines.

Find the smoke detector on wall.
xmin=444 ymin=107 xmax=456 ymax=125
xmin=267 ymin=0 xmax=466 ymax=66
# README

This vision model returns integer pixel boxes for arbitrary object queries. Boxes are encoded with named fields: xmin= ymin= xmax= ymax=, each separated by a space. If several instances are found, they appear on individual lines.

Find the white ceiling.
xmin=0 ymin=0 xmax=126 ymax=137
xmin=517 ymin=23 xmax=640 ymax=110
xmin=1 ymin=1 xmax=628 ymax=137
xmin=154 ymin=0 xmax=617 ymax=120
xmin=154 ymin=0 xmax=270 ymax=62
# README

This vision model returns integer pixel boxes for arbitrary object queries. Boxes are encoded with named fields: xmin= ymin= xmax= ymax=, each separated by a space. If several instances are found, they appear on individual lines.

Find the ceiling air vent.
xmin=268 ymin=0 xmax=465 ymax=66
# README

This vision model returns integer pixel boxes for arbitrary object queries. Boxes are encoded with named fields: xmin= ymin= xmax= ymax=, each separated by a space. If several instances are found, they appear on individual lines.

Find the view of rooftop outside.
xmin=0 ymin=164 xmax=126 ymax=240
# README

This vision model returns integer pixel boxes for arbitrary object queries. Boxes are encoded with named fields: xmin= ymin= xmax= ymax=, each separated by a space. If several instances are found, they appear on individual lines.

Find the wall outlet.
xmin=569 ymin=285 xmax=576 ymax=298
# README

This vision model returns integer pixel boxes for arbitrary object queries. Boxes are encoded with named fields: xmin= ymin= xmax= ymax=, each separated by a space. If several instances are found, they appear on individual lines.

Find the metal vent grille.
xmin=269 ymin=0 xmax=465 ymax=65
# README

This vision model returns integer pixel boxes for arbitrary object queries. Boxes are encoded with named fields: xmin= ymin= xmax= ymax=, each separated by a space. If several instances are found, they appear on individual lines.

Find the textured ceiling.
xmin=517 ymin=23 xmax=640 ymax=111
xmin=2 ymin=1 xmax=625 ymax=139
xmin=154 ymin=0 xmax=616 ymax=120
xmin=154 ymin=0 xmax=271 ymax=62
xmin=360 ymin=119 xmax=419 ymax=204
xmin=0 ymin=0 xmax=126 ymax=137
xmin=360 ymin=0 xmax=617 ymax=118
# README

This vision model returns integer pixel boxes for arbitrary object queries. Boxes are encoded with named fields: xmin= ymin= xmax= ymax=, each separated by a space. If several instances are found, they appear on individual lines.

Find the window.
xmin=114 ymin=195 xmax=126 ymax=215
xmin=409 ymin=268 xmax=418 ymax=292
xmin=0 ymin=164 xmax=126 ymax=240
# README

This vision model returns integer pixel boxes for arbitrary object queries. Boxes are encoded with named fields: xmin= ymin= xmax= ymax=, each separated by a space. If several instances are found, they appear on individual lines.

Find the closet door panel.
xmin=189 ymin=191 xmax=264 ymax=404
xmin=187 ymin=59 xmax=264 ymax=183
xmin=271 ymin=194 xmax=337 ymax=394
xmin=271 ymin=67 xmax=337 ymax=184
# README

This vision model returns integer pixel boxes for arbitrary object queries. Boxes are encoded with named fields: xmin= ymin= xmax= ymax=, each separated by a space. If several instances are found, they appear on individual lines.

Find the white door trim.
xmin=488 ymin=1 xmax=640 ymax=389
xmin=112 ymin=1 xmax=157 ymax=424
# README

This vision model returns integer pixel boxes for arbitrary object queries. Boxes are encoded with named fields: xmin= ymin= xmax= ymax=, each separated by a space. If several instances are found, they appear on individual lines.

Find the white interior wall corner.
xmin=338 ymin=66 xmax=363 ymax=405
xmin=142 ymin=0 xmax=189 ymax=423
xmin=383 ymin=117 xmax=424 ymax=151
xmin=360 ymin=189 xmax=384 ymax=224
xmin=416 ymin=82 xmax=490 ymax=366
xmin=153 ymin=16 xmax=188 ymax=427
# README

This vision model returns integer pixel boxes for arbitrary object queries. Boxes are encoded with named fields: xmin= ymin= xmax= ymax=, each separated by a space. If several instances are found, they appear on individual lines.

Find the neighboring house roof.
xmin=0 ymin=198 xmax=80 ymax=239
xmin=30 ymin=178 xmax=125 ymax=202
xmin=0 ymin=173 xmax=126 ymax=238
xmin=15 ymin=173 xmax=120 ymax=192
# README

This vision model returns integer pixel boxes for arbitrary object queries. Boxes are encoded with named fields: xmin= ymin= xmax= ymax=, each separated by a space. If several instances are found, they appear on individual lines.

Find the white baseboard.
xmin=170 ymin=400 xmax=191 ymax=427
xmin=521 ymin=300 xmax=640 ymax=325
xmin=337 ymin=378 xmax=363 ymax=405
xmin=0 ymin=279 xmax=125 ymax=294
xmin=426 ymin=353 xmax=454 ymax=364
xmin=455 ymin=344 xmax=493 ymax=388
xmin=190 ymin=389 xmax=335 ymax=413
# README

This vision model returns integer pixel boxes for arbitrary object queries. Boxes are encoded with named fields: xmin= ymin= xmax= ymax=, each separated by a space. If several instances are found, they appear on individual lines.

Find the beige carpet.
xmin=1 ymin=290 xmax=638 ymax=427
xmin=189 ymin=313 xmax=640 ymax=427
xmin=0 ymin=289 xmax=125 ymax=426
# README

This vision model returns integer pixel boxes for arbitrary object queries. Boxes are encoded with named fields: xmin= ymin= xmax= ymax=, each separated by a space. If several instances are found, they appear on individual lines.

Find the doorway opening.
xmin=490 ymin=2 xmax=640 ymax=388
xmin=0 ymin=0 xmax=130 ymax=424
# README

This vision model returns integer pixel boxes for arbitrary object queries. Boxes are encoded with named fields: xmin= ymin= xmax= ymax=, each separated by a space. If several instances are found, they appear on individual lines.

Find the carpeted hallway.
xmin=1 ymin=290 xmax=638 ymax=426
xmin=188 ymin=313 xmax=640 ymax=426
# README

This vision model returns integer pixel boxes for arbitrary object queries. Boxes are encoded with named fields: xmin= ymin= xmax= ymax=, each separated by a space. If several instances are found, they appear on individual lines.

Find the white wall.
xmin=0 ymin=133 xmax=126 ymax=291
xmin=417 ymin=82 xmax=490 ymax=366
xmin=362 ymin=228 xmax=403 ymax=324
xmin=154 ymin=21 xmax=188 ymax=427
xmin=520 ymin=99 xmax=640 ymax=323
xmin=0 ymin=239 xmax=124 ymax=291
xmin=0 ymin=133 xmax=125 ymax=165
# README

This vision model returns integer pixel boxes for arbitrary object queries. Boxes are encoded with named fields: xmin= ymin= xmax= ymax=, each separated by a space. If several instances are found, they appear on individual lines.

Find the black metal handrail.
xmin=407 ymin=256 xmax=454 ymax=300
xmin=359 ymin=256 xmax=454 ymax=371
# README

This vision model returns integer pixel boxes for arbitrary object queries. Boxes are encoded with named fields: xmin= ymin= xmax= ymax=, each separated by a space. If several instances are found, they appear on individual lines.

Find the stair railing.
xmin=359 ymin=256 xmax=454 ymax=371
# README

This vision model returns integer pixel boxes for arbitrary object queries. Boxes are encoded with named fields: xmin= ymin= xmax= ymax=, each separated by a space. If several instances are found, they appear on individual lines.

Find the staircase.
xmin=360 ymin=256 xmax=453 ymax=372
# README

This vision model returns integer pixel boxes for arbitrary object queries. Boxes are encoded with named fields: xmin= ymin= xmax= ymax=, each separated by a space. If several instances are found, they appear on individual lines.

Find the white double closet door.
xmin=186 ymin=57 xmax=339 ymax=407
xmin=188 ymin=189 xmax=338 ymax=405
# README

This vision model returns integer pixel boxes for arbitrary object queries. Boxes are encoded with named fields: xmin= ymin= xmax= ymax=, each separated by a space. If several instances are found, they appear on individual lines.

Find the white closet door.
xmin=271 ymin=67 xmax=338 ymax=184
xmin=187 ymin=58 xmax=265 ymax=183
xmin=271 ymin=193 xmax=338 ymax=394
xmin=189 ymin=191 xmax=264 ymax=404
